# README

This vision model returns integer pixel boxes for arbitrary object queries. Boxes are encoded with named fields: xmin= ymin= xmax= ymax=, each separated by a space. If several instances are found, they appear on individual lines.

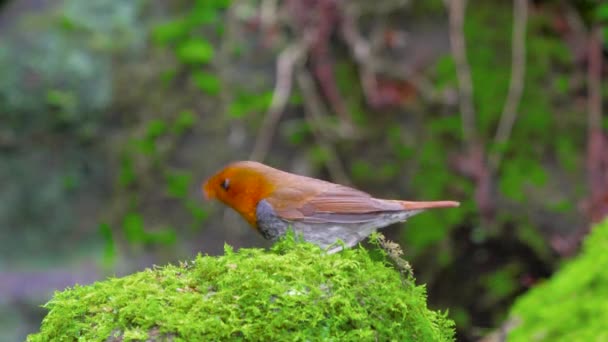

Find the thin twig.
xmin=249 ymin=39 xmax=310 ymax=162
xmin=491 ymin=0 xmax=528 ymax=170
xmin=259 ymin=0 xmax=278 ymax=31
xmin=340 ymin=10 xmax=381 ymax=107
xmin=447 ymin=0 xmax=477 ymax=146
xmin=296 ymin=69 xmax=351 ymax=185
xmin=214 ymin=3 xmax=239 ymax=120
xmin=294 ymin=70 xmax=333 ymax=140
xmin=586 ymin=25 xmax=607 ymax=224
xmin=310 ymin=0 xmax=355 ymax=134
xmin=587 ymin=26 xmax=602 ymax=133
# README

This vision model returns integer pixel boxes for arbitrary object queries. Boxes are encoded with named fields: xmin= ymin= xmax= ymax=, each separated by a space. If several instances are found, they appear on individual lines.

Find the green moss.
xmin=508 ymin=219 xmax=608 ymax=341
xmin=29 ymin=236 xmax=455 ymax=341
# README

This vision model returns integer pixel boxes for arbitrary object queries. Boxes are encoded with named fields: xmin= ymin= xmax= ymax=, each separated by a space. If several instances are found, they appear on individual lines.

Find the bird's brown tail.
xmin=397 ymin=200 xmax=460 ymax=211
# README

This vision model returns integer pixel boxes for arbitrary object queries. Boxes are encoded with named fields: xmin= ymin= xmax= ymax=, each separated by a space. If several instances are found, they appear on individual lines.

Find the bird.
xmin=203 ymin=161 xmax=459 ymax=253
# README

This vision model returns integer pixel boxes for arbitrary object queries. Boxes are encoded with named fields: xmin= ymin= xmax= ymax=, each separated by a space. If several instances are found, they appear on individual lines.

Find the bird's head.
xmin=203 ymin=161 xmax=278 ymax=225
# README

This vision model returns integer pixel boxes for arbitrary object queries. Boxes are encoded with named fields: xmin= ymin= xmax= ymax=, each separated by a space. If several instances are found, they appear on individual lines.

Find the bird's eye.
xmin=220 ymin=179 xmax=230 ymax=191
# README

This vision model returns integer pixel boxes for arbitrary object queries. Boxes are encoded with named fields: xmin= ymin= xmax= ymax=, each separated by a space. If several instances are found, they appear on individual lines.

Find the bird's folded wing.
xmin=268 ymin=185 xmax=403 ymax=223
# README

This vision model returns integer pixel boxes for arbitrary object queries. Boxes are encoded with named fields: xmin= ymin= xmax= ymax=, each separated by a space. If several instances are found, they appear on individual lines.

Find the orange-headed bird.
xmin=204 ymin=161 xmax=459 ymax=253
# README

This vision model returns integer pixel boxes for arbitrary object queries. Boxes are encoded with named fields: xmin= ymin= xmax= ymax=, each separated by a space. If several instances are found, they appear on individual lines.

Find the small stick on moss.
xmin=376 ymin=233 xmax=414 ymax=280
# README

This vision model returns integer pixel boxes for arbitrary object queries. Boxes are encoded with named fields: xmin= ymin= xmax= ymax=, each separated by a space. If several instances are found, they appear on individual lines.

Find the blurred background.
xmin=0 ymin=0 xmax=606 ymax=340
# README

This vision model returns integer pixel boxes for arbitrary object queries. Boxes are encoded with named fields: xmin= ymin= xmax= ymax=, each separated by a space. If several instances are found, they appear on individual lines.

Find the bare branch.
xmin=249 ymin=39 xmax=310 ymax=162
xmin=259 ymin=0 xmax=278 ymax=31
xmin=447 ymin=0 xmax=477 ymax=146
xmin=296 ymin=69 xmax=351 ymax=185
xmin=587 ymin=26 xmax=602 ymax=133
xmin=491 ymin=0 xmax=528 ymax=170
xmin=586 ymin=25 xmax=608 ymax=224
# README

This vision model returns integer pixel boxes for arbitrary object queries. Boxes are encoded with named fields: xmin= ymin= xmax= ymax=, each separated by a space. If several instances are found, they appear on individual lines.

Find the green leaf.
xmin=186 ymin=200 xmax=209 ymax=225
xmin=99 ymin=223 xmax=116 ymax=266
xmin=172 ymin=110 xmax=197 ymax=134
xmin=227 ymin=91 xmax=273 ymax=118
xmin=403 ymin=214 xmax=450 ymax=250
xmin=46 ymin=89 xmax=76 ymax=110
xmin=123 ymin=213 xmax=145 ymax=243
xmin=189 ymin=4 xmax=220 ymax=25
xmin=193 ymin=71 xmax=221 ymax=95
xmin=146 ymin=119 xmax=168 ymax=139
xmin=165 ymin=171 xmax=192 ymax=198
xmin=176 ymin=39 xmax=214 ymax=64
xmin=482 ymin=267 xmax=518 ymax=298
xmin=119 ymin=156 xmax=136 ymax=187
xmin=556 ymin=136 xmax=578 ymax=172
xmin=152 ymin=19 xmax=190 ymax=44
xmin=351 ymin=160 xmax=373 ymax=182
xmin=144 ymin=228 xmax=177 ymax=246
xmin=499 ymin=162 xmax=526 ymax=202
xmin=596 ymin=4 xmax=608 ymax=21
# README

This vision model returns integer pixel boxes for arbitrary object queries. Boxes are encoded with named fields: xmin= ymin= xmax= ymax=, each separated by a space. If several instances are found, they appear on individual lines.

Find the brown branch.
xmin=491 ymin=0 xmax=528 ymax=170
xmin=587 ymin=26 xmax=602 ymax=133
xmin=296 ymin=69 xmax=351 ymax=185
xmin=249 ymin=39 xmax=310 ymax=162
xmin=214 ymin=3 xmax=239 ymax=120
xmin=259 ymin=0 xmax=279 ymax=31
xmin=339 ymin=5 xmax=439 ymax=106
xmin=310 ymin=0 xmax=354 ymax=134
xmin=586 ymin=25 xmax=607 ymax=224
xmin=340 ymin=10 xmax=384 ymax=108
xmin=446 ymin=0 xmax=496 ymax=223
xmin=447 ymin=0 xmax=476 ymax=146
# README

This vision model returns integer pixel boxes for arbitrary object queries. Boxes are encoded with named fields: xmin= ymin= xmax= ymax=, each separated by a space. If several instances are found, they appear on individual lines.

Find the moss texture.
xmin=28 ymin=235 xmax=454 ymax=341
xmin=508 ymin=219 xmax=608 ymax=341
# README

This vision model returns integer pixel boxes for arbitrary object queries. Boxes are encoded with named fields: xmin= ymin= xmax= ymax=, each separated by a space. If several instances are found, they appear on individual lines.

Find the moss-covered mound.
xmin=28 ymin=237 xmax=454 ymax=341
xmin=508 ymin=219 xmax=608 ymax=341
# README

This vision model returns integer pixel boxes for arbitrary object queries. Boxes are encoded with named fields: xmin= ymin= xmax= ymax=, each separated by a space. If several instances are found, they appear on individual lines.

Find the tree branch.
xmin=587 ymin=25 xmax=602 ymax=133
xmin=586 ymin=25 xmax=607 ymax=224
xmin=249 ymin=39 xmax=310 ymax=162
xmin=447 ymin=0 xmax=476 ymax=146
xmin=296 ymin=69 xmax=351 ymax=185
xmin=491 ymin=0 xmax=528 ymax=170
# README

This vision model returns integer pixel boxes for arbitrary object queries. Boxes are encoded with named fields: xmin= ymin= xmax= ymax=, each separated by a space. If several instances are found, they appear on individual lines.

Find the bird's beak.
xmin=401 ymin=200 xmax=460 ymax=211
xmin=202 ymin=180 xmax=214 ymax=200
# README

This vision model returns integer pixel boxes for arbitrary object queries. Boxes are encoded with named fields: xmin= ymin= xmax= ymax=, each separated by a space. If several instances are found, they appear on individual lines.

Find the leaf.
xmin=119 ymin=156 xmax=136 ymax=187
xmin=99 ymin=223 xmax=116 ymax=266
xmin=146 ymin=119 xmax=168 ymax=139
xmin=123 ymin=212 xmax=145 ymax=243
xmin=403 ymin=214 xmax=450 ymax=250
xmin=165 ymin=171 xmax=192 ymax=198
xmin=144 ymin=228 xmax=177 ymax=246
xmin=193 ymin=71 xmax=221 ymax=95
xmin=172 ymin=110 xmax=197 ymax=134
xmin=176 ymin=39 xmax=214 ymax=64
xmin=152 ymin=19 xmax=190 ymax=44
xmin=227 ymin=91 xmax=273 ymax=118
xmin=186 ymin=200 xmax=209 ymax=225
xmin=597 ymin=4 xmax=608 ymax=21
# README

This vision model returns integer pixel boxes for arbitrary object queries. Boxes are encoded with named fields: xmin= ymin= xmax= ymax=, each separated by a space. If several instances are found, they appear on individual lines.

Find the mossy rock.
xmin=508 ymin=219 xmax=608 ymax=341
xmin=28 ymin=236 xmax=455 ymax=341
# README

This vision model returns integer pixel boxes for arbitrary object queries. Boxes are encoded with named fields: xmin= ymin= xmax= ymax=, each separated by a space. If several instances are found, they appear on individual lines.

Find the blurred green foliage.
xmin=0 ymin=0 xmax=148 ymax=262
xmin=508 ymin=219 xmax=608 ymax=341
